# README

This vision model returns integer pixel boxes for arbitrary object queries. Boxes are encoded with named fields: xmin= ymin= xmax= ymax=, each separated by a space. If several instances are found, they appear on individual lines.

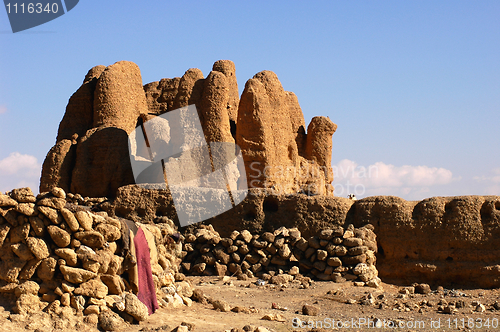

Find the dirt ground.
xmin=2 ymin=276 xmax=500 ymax=332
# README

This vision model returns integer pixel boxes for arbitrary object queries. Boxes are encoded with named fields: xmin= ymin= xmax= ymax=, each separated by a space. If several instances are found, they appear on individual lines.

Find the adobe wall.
xmin=105 ymin=186 xmax=500 ymax=288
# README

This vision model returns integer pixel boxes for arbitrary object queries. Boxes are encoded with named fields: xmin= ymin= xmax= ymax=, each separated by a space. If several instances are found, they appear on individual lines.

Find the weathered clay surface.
xmin=107 ymin=185 xmax=500 ymax=288
xmin=237 ymin=71 xmax=336 ymax=195
xmin=39 ymin=139 xmax=76 ymax=194
xmin=41 ymin=60 xmax=336 ymax=198
xmin=109 ymin=185 xmax=352 ymax=238
xmin=349 ymin=195 xmax=500 ymax=288
xmin=57 ymin=65 xmax=106 ymax=141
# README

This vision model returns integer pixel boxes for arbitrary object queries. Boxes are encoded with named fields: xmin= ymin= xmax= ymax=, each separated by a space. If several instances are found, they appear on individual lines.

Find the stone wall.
xmin=0 ymin=187 xmax=195 ymax=330
xmin=100 ymin=186 xmax=500 ymax=288
xmin=40 ymin=60 xmax=336 ymax=198
xmin=179 ymin=224 xmax=379 ymax=287
xmin=4 ymin=183 xmax=500 ymax=290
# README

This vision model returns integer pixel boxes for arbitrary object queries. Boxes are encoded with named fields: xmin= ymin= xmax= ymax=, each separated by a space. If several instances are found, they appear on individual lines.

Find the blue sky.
xmin=0 ymin=1 xmax=499 ymax=200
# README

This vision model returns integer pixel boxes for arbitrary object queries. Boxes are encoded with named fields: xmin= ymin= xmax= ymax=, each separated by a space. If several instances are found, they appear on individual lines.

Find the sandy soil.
xmin=2 ymin=276 xmax=500 ymax=332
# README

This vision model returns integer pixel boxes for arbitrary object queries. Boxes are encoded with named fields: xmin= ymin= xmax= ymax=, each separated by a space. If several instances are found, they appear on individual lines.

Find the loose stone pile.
xmin=0 ymin=187 xmax=194 ymax=331
xmin=180 ymin=224 xmax=380 ymax=287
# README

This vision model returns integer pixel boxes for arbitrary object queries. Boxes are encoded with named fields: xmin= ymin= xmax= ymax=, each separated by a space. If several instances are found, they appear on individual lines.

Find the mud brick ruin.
xmin=1 ymin=60 xmax=499 ymax=330
xmin=40 ymin=60 xmax=336 ymax=198
xmin=37 ymin=59 xmax=500 ymax=288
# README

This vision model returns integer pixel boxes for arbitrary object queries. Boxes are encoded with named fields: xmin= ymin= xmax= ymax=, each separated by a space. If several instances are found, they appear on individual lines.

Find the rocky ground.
xmin=2 ymin=276 xmax=500 ymax=332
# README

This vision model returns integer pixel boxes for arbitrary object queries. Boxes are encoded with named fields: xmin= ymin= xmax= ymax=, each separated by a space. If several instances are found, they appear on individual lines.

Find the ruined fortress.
xmin=1 ymin=60 xmax=499 ymax=330
xmin=38 ymin=59 xmax=500 ymax=288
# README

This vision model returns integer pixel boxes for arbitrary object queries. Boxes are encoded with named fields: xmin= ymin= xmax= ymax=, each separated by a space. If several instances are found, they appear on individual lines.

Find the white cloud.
xmin=0 ymin=105 xmax=6 ymax=114
xmin=332 ymin=159 xmax=460 ymax=200
xmin=473 ymin=168 xmax=500 ymax=195
xmin=0 ymin=152 xmax=41 ymax=194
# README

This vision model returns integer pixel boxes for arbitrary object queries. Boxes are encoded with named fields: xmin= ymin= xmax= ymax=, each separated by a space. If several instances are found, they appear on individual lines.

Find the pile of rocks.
xmin=0 ymin=187 xmax=193 ymax=330
xmin=180 ymin=224 xmax=380 ymax=287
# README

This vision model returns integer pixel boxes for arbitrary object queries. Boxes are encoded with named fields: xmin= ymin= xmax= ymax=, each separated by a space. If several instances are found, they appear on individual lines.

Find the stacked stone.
xmin=65 ymin=193 xmax=108 ymax=207
xmin=181 ymin=224 xmax=380 ymax=286
xmin=0 ymin=187 xmax=191 ymax=330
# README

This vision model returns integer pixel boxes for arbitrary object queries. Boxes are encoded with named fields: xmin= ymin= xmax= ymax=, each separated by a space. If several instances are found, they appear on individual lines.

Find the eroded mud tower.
xmin=40 ymin=60 xmax=337 ymax=198
xmin=38 ymin=60 xmax=500 ymax=288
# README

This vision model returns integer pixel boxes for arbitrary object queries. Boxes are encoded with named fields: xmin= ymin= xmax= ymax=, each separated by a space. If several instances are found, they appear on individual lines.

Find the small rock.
xmin=28 ymin=216 xmax=45 ymax=237
xmin=239 ymin=230 xmax=253 ymax=243
xmin=84 ymin=305 xmax=101 ymax=315
xmin=60 ymin=208 xmax=80 ymax=232
xmin=443 ymin=305 xmax=457 ymax=314
xmin=399 ymin=286 xmax=415 ymax=294
xmin=319 ymin=229 xmax=334 ymax=240
xmin=174 ymin=273 xmax=186 ymax=281
xmin=51 ymin=187 xmax=66 ymax=199
xmin=236 ymin=273 xmax=248 ymax=281
xmin=74 ymin=279 xmax=108 ymax=299
xmin=84 ymin=313 xmax=99 ymax=326
xmin=101 ymin=274 xmax=124 ymax=295
xmin=302 ymin=304 xmax=319 ymax=316
xmin=261 ymin=313 xmax=285 ymax=322
xmin=192 ymin=289 xmax=207 ymax=304
xmin=176 ymin=281 xmax=193 ymax=298
xmin=213 ymin=299 xmax=231 ymax=312
xmin=255 ymin=327 xmax=271 ymax=332
xmin=75 ymin=211 xmax=93 ymax=231
xmin=95 ymin=223 xmax=121 ymax=242
xmin=75 ymin=231 xmax=105 ymax=248
xmin=180 ymin=322 xmax=195 ymax=331
xmin=71 ymin=295 xmax=86 ymax=311
xmin=476 ymin=304 xmax=486 ymax=313
xmin=172 ymin=326 xmax=189 ymax=332
xmin=316 ymin=249 xmax=328 ymax=261
xmin=99 ymin=310 xmax=125 ymax=331
xmin=9 ymin=188 xmax=36 ymax=203
xmin=25 ymin=237 xmax=50 ymax=260
xmin=270 ymin=275 xmax=287 ymax=285
xmin=232 ymin=306 xmax=250 ymax=313
xmin=37 ymin=257 xmax=57 ymax=281
xmin=215 ymin=262 xmax=228 ymax=277
xmin=10 ymin=223 xmax=30 ymax=243
xmin=493 ymin=301 xmax=500 ymax=310
xmin=60 ymin=265 xmax=97 ymax=284
xmin=261 ymin=232 xmax=275 ymax=243
xmin=15 ymin=281 xmax=40 ymax=297
xmin=61 ymin=293 xmax=71 ymax=306
xmin=366 ymin=277 xmax=381 ymax=288
xmin=54 ymin=248 xmax=78 ymax=266
xmin=14 ymin=293 xmax=41 ymax=315
xmin=39 ymin=197 xmax=67 ymax=210
xmin=37 ymin=205 xmax=62 ymax=223
xmin=415 ymin=283 xmax=431 ymax=294
xmin=11 ymin=243 xmax=35 ymax=261
xmin=288 ymin=266 xmax=299 ymax=275
xmin=15 ymin=203 xmax=36 ymax=216
xmin=47 ymin=225 xmax=71 ymax=247
xmin=125 ymin=293 xmax=149 ymax=321
xmin=0 ymin=193 xmax=18 ymax=206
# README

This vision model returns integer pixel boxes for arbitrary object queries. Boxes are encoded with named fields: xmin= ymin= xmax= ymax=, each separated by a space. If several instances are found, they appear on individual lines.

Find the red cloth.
xmin=134 ymin=227 xmax=159 ymax=315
